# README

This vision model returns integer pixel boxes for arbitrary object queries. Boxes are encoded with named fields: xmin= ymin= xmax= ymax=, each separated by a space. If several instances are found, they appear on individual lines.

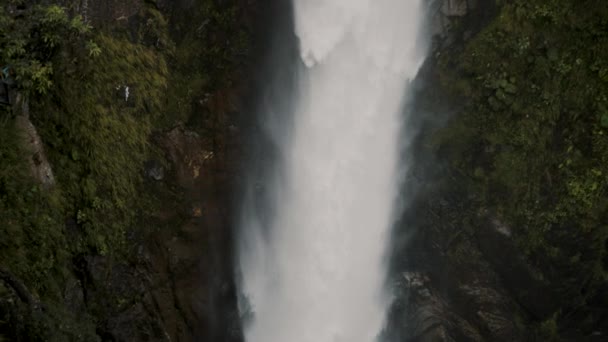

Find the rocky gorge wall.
xmin=386 ymin=0 xmax=608 ymax=341
xmin=1 ymin=0 xmax=607 ymax=341
xmin=0 ymin=0 xmax=261 ymax=340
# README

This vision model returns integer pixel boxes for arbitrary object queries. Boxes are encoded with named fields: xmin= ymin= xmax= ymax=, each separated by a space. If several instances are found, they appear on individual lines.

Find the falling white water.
xmin=239 ymin=1 xmax=426 ymax=342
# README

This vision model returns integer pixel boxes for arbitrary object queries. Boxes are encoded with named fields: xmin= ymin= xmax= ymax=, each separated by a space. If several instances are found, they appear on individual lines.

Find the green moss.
xmin=30 ymin=29 xmax=169 ymax=256
xmin=0 ymin=115 xmax=67 ymax=297
xmin=434 ymin=0 xmax=608 ymax=330
xmin=534 ymin=313 xmax=561 ymax=341
xmin=1 ymin=0 xmax=252 ymax=339
xmin=1 ymin=298 xmax=99 ymax=342
xmin=163 ymin=0 xmax=251 ymax=131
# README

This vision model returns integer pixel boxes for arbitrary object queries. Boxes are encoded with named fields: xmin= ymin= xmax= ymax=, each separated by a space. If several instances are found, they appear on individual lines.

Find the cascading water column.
xmin=238 ymin=1 xmax=426 ymax=341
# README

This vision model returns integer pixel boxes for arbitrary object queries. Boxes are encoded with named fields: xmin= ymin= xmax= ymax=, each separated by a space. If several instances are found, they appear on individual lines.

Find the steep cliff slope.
xmin=0 ymin=0 xmax=258 ymax=340
xmin=388 ymin=0 xmax=608 ymax=341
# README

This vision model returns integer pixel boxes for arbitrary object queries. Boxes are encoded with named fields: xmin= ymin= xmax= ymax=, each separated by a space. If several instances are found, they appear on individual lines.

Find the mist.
xmin=236 ymin=1 xmax=430 ymax=341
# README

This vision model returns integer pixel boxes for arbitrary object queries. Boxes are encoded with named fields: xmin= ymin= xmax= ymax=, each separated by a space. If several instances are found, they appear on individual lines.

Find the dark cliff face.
xmin=0 ymin=0 xmax=260 ymax=341
xmin=387 ymin=0 xmax=608 ymax=341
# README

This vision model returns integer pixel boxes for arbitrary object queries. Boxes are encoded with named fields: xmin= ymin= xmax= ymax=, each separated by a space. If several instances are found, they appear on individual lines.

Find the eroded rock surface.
xmin=13 ymin=94 xmax=55 ymax=188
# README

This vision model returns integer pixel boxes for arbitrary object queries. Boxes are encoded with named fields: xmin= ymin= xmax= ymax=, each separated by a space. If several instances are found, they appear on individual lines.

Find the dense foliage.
xmin=435 ymin=0 xmax=608 ymax=338
xmin=0 ymin=2 xmax=98 ymax=95
xmin=0 ymin=0 xmax=251 ymax=340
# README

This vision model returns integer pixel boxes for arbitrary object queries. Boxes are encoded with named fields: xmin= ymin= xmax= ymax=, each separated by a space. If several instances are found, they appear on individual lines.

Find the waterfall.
xmin=238 ymin=1 xmax=427 ymax=341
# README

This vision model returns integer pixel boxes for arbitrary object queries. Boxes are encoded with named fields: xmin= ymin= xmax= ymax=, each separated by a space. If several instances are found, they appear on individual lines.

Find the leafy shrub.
xmin=0 ymin=4 xmax=96 ymax=94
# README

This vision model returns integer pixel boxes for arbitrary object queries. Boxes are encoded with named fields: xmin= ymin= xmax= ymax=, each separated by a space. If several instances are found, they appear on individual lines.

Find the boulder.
xmin=145 ymin=160 xmax=165 ymax=181
xmin=441 ymin=0 xmax=472 ymax=17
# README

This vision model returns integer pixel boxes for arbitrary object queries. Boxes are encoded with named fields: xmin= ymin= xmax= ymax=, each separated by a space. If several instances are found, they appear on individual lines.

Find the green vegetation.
xmin=35 ymin=30 xmax=169 ymax=256
xmin=0 ymin=2 xmax=99 ymax=95
xmin=535 ymin=313 xmax=561 ymax=342
xmin=0 ymin=0 xmax=251 ymax=340
xmin=165 ymin=0 xmax=251 ymax=130
xmin=434 ymin=0 xmax=608 ymax=337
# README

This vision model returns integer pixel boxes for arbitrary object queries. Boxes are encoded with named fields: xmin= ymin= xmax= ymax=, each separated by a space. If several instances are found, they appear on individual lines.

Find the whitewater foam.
xmin=239 ymin=1 xmax=427 ymax=341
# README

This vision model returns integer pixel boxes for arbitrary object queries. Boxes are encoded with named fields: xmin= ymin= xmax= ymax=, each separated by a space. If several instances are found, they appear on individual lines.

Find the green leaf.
xmin=601 ymin=113 xmax=608 ymax=128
